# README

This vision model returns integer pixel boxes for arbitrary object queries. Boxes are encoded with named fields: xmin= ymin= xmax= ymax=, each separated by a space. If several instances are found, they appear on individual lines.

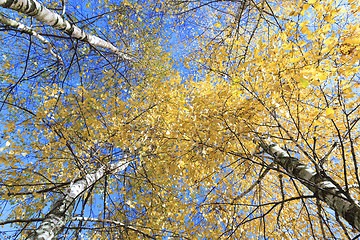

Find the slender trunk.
xmin=0 ymin=0 xmax=134 ymax=62
xmin=0 ymin=13 xmax=63 ymax=65
xmin=26 ymin=161 xmax=129 ymax=240
xmin=257 ymin=138 xmax=360 ymax=230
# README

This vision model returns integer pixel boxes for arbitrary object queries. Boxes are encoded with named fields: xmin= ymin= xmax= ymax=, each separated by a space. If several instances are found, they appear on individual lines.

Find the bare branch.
xmin=0 ymin=13 xmax=63 ymax=65
xmin=71 ymin=217 xmax=156 ymax=239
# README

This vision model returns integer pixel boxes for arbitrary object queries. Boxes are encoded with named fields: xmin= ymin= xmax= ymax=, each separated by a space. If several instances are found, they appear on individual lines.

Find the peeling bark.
xmin=26 ymin=161 xmax=129 ymax=240
xmin=256 ymin=138 xmax=360 ymax=231
xmin=0 ymin=0 xmax=135 ymax=62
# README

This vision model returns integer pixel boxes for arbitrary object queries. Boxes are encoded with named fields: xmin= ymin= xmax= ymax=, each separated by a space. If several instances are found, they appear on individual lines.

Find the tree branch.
xmin=25 ymin=160 xmax=129 ymax=240
xmin=0 ymin=0 xmax=135 ymax=62
xmin=71 ymin=217 xmax=155 ymax=239
xmin=255 ymin=137 xmax=360 ymax=231
xmin=0 ymin=13 xmax=63 ymax=65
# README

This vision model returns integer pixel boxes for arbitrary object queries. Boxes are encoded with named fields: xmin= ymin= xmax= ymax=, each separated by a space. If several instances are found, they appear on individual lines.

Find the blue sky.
xmin=1 ymin=0 xmax=360 ymax=239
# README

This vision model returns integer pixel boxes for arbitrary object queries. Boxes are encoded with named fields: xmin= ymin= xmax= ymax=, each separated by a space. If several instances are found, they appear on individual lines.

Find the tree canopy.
xmin=1 ymin=0 xmax=360 ymax=239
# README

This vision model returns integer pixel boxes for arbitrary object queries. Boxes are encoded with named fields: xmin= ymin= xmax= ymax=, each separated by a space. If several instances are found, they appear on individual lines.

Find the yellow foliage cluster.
xmin=1 ymin=0 xmax=360 ymax=238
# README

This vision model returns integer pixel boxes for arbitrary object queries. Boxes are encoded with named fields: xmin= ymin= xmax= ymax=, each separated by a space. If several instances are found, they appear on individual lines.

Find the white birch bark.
xmin=0 ymin=0 xmax=135 ymax=62
xmin=0 ymin=13 xmax=63 ymax=65
xmin=25 ymin=161 xmax=129 ymax=240
xmin=256 ymin=138 xmax=360 ymax=230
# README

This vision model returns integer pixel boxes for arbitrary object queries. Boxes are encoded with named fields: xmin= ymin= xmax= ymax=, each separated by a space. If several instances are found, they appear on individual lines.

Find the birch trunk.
xmin=0 ymin=13 xmax=63 ymax=64
xmin=0 ymin=0 xmax=134 ymax=62
xmin=25 ymin=161 xmax=129 ymax=240
xmin=257 ymin=138 xmax=360 ymax=230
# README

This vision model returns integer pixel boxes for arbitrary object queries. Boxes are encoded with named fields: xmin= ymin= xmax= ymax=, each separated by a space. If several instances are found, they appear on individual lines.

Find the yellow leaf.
xmin=322 ymin=24 xmax=332 ymax=33
xmin=324 ymin=38 xmax=336 ymax=46
xmin=214 ymin=22 xmax=222 ymax=28
xmin=9 ymin=78 xmax=16 ymax=84
xmin=343 ymin=85 xmax=352 ymax=94
xmin=299 ymin=78 xmax=309 ymax=88
xmin=126 ymin=200 xmax=135 ymax=208
xmin=325 ymin=108 xmax=335 ymax=118
xmin=123 ymin=0 xmax=131 ymax=7
xmin=4 ymin=122 xmax=15 ymax=133
xmin=3 ymin=60 xmax=11 ymax=70
xmin=313 ymin=120 xmax=322 ymax=126
xmin=324 ymin=15 xmax=333 ymax=22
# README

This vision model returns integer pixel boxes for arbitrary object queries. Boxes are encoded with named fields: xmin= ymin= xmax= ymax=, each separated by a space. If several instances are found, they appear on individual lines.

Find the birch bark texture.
xmin=0 ymin=0 xmax=134 ymax=62
xmin=25 ymin=161 xmax=129 ymax=240
xmin=257 ymin=138 xmax=360 ymax=231
xmin=0 ymin=13 xmax=63 ymax=64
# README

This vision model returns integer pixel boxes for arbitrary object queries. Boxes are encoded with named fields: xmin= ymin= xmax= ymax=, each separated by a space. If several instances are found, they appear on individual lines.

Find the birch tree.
xmin=25 ymin=161 xmax=130 ymax=240
xmin=1 ymin=0 xmax=360 ymax=239
xmin=0 ymin=0 xmax=134 ymax=62
xmin=0 ymin=0 xmax=174 ymax=239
